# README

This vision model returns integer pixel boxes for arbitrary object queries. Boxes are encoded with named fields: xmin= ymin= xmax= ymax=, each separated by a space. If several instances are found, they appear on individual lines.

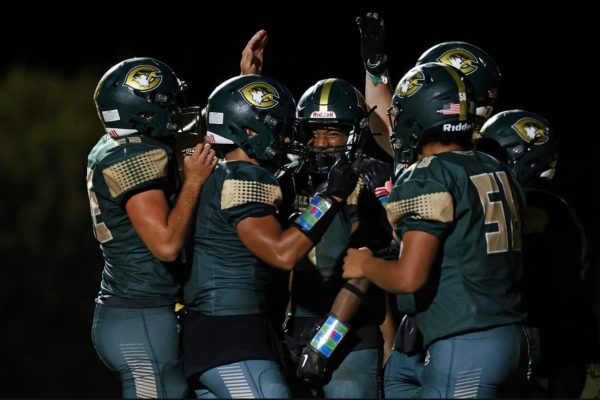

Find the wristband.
xmin=374 ymin=186 xmax=390 ymax=204
xmin=366 ymin=70 xmax=390 ymax=86
xmin=293 ymin=193 xmax=341 ymax=243
xmin=310 ymin=314 xmax=350 ymax=358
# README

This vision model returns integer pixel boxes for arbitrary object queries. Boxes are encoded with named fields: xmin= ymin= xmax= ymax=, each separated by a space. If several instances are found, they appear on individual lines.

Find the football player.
xmin=88 ymin=30 xmax=270 ymax=398
xmin=479 ymin=110 xmax=599 ymax=397
xmin=356 ymin=12 xmax=507 ymax=398
xmin=88 ymin=57 xmax=217 ymax=398
xmin=181 ymin=74 xmax=359 ymax=398
xmin=343 ymin=62 xmax=529 ymax=398
xmin=276 ymin=78 xmax=392 ymax=398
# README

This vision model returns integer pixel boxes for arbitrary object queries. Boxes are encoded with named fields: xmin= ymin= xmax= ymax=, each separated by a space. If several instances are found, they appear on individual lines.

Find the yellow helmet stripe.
xmin=439 ymin=64 xmax=467 ymax=121
xmin=319 ymin=78 xmax=336 ymax=112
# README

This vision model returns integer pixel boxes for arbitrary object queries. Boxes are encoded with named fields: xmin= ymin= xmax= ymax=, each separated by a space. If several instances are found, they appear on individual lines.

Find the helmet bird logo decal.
xmin=512 ymin=118 xmax=549 ymax=145
xmin=240 ymin=83 xmax=280 ymax=109
xmin=124 ymin=65 xmax=163 ymax=92
xmin=397 ymin=71 xmax=425 ymax=97
xmin=437 ymin=49 xmax=479 ymax=75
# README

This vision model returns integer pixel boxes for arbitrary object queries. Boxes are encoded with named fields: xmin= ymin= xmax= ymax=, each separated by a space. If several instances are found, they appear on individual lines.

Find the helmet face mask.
xmin=295 ymin=78 xmax=369 ymax=175
xmin=205 ymin=75 xmax=296 ymax=165
xmin=479 ymin=110 xmax=557 ymax=186
xmin=416 ymin=41 xmax=501 ymax=131
xmin=390 ymin=62 xmax=476 ymax=165
xmin=94 ymin=58 xmax=193 ymax=140
xmin=298 ymin=125 xmax=353 ymax=175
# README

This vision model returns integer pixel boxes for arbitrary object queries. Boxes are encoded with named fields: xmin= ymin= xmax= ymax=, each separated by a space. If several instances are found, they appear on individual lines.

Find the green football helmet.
xmin=390 ymin=62 xmax=476 ymax=165
xmin=479 ymin=110 xmax=557 ymax=186
xmin=205 ymin=74 xmax=296 ymax=163
xmin=296 ymin=78 xmax=370 ymax=175
xmin=416 ymin=41 xmax=501 ymax=125
xmin=94 ymin=57 xmax=195 ymax=139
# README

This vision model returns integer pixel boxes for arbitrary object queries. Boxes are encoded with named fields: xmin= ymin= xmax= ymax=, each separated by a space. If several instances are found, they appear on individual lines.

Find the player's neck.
xmin=420 ymin=142 xmax=464 ymax=158
xmin=225 ymin=148 xmax=257 ymax=164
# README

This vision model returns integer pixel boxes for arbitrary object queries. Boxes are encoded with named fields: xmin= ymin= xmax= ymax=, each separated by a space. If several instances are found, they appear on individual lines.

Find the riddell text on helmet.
xmin=443 ymin=122 xmax=471 ymax=132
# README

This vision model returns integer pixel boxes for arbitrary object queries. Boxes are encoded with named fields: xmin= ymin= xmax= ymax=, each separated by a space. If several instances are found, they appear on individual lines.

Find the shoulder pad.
xmin=100 ymin=139 xmax=170 ymax=199
xmin=221 ymin=162 xmax=282 ymax=210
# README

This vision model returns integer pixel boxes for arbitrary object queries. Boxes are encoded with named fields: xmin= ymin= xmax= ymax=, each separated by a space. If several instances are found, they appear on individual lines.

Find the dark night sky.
xmin=10 ymin=4 xmax=590 ymax=234
xmin=5 ymin=6 xmax=594 ymax=147
xmin=2 ymin=4 xmax=597 ymax=397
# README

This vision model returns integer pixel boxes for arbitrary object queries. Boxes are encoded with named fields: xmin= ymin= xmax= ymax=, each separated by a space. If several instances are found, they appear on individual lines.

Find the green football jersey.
xmin=184 ymin=160 xmax=282 ymax=315
xmin=387 ymin=150 xmax=526 ymax=347
xmin=86 ymin=134 xmax=180 ymax=301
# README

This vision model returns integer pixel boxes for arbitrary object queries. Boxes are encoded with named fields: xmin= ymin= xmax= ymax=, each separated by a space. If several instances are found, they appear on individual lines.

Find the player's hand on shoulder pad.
xmin=183 ymin=143 xmax=217 ymax=185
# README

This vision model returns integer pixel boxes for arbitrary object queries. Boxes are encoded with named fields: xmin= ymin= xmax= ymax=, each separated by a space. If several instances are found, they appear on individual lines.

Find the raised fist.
xmin=356 ymin=12 xmax=388 ymax=75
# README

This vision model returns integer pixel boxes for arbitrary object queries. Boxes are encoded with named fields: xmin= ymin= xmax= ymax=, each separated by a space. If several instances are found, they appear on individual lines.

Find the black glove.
xmin=323 ymin=155 xmax=358 ymax=200
xmin=296 ymin=346 xmax=329 ymax=389
xmin=356 ymin=12 xmax=388 ymax=75
xmin=360 ymin=159 xmax=393 ymax=203
xmin=274 ymin=164 xmax=297 ymax=224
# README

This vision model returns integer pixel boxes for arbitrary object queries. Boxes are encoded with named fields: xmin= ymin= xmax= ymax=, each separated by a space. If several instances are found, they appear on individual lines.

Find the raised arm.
xmin=240 ymin=29 xmax=268 ymax=75
xmin=357 ymin=12 xmax=394 ymax=156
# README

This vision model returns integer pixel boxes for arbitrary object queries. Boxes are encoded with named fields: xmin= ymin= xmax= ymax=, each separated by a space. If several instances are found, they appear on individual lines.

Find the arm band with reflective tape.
xmin=309 ymin=314 xmax=350 ymax=358
xmin=293 ymin=193 xmax=342 ymax=244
